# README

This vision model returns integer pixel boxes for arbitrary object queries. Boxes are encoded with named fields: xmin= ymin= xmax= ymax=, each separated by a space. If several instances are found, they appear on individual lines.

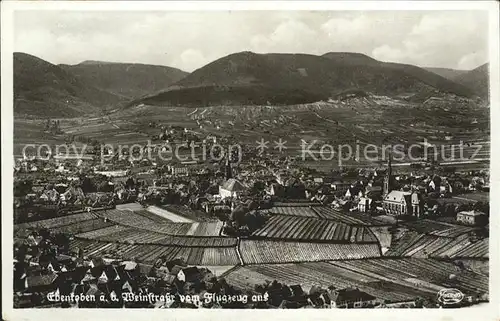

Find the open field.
xmin=239 ymin=240 xmax=381 ymax=264
xmin=267 ymin=206 xmax=319 ymax=218
xmin=401 ymin=219 xmax=480 ymax=238
xmin=312 ymin=207 xmax=389 ymax=226
xmin=386 ymin=230 xmax=488 ymax=259
xmin=251 ymin=215 xmax=379 ymax=242
xmin=68 ymin=239 xmax=240 ymax=266
xmin=452 ymin=192 xmax=490 ymax=203
xmin=14 ymin=212 xmax=98 ymax=232
xmin=93 ymin=209 xmax=224 ymax=236
xmin=223 ymin=258 xmax=488 ymax=301
xmin=14 ymin=209 xmax=233 ymax=247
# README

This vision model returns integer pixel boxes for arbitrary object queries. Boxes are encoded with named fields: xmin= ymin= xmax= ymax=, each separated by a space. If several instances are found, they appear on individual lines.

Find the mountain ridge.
xmin=14 ymin=52 xmax=125 ymax=117
xmin=134 ymin=51 xmax=477 ymax=107
xmin=451 ymin=63 xmax=489 ymax=99
xmin=60 ymin=61 xmax=188 ymax=98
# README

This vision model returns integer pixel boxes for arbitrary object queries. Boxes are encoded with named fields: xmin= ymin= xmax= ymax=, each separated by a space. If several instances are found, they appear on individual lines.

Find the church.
xmin=382 ymin=156 xmax=423 ymax=217
xmin=219 ymin=155 xmax=246 ymax=200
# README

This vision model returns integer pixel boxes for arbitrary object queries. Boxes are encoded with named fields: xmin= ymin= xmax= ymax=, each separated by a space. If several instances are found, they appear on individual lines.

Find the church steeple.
xmin=383 ymin=152 xmax=392 ymax=196
xmin=225 ymin=151 xmax=232 ymax=180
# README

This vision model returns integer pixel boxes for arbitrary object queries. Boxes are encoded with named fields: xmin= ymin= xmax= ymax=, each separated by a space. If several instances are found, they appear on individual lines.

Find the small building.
xmin=268 ymin=183 xmax=285 ymax=197
xmin=177 ymin=267 xmax=202 ymax=283
xmin=358 ymin=197 xmax=373 ymax=213
xmin=121 ymin=261 xmax=138 ymax=271
xmin=331 ymin=288 xmax=377 ymax=308
xmin=331 ymin=181 xmax=350 ymax=195
xmin=456 ymin=210 xmax=487 ymax=226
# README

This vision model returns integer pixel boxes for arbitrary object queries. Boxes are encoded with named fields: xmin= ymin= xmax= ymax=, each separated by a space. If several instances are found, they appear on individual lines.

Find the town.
xmin=13 ymin=123 xmax=489 ymax=309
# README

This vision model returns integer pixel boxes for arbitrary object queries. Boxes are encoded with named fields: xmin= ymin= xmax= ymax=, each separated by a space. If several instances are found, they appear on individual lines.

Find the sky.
xmin=14 ymin=10 xmax=489 ymax=72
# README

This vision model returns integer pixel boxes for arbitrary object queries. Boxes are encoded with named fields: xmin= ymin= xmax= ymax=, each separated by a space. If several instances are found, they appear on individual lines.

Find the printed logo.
xmin=437 ymin=288 xmax=464 ymax=305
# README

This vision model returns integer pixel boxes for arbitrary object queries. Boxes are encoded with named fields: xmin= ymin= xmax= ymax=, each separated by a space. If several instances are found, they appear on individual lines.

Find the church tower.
xmin=225 ymin=151 xmax=232 ymax=180
xmin=383 ymin=153 xmax=393 ymax=197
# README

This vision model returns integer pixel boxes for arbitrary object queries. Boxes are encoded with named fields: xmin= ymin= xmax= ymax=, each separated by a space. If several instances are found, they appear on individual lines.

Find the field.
xmin=401 ymin=219 xmax=479 ymax=238
xmin=312 ymin=207 xmax=389 ymax=226
xmin=267 ymin=206 xmax=319 ymax=218
xmin=14 ymin=212 xmax=98 ymax=232
xmin=68 ymin=239 xmax=240 ymax=266
xmin=452 ymin=192 xmax=490 ymax=203
xmin=158 ymin=205 xmax=217 ymax=222
xmin=386 ymin=230 xmax=488 ymax=259
xmin=13 ymin=119 xmax=66 ymax=157
xmin=239 ymin=240 xmax=381 ymax=264
xmin=95 ymin=209 xmax=222 ymax=235
xmin=251 ymin=215 xmax=379 ymax=243
xmin=223 ymin=258 xmax=488 ymax=302
xmin=49 ymin=219 xmax=116 ymax=235
xmin=432 ymin=237 xmax=489 ymax=259
xmin=14 ymin=207 xmax=239 ymax=266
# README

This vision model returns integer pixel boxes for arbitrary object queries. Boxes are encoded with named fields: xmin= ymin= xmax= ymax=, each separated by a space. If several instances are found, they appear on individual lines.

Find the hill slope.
xmin=424 ymin=67 xmax=468 ymax=80
xmin=322 ymin=52 xmax=475 ymax=100
xmin=135 ymin=51 xmax=475 ymax=107
xmin=60 ymin=61 xmax=188 ymax=98
xmin=452 ymin=63 xmax=489 ymax=99
xmin=14 ymin=53 xmax=124 ymax=117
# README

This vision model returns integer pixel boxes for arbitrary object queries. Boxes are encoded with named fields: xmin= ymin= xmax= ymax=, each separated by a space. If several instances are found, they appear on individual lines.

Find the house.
xmin=176 ymin=267 xmax=202 ymax=283
xmin=331 ymin=181 xmax=350 ymax=195
xmin=313 ymin=177 xmax=324 ymax=184
xmin=284 ymin=178 xmax=306 ymax=199
xmin=41 ymin=260 xmax=61 ymax=273
xmin=122 ymin=280 xmax=134 ymax=293
xmin=331 ymin=288 xmax=377 ymax=308
xmin=364 ymin=185 xmax=383 ymax=199
xmin=55 ymin=254 xmax=73 ymax=266
xmin=289 ymin=285 xmax=305 ymax=298
xmin=268 ymin=183 xmax=285 ymax=197
xmin=219 ymin=178 xmax=246 ymax=199
xmin=307 ymin=289 xmax=332 ymax=308
xmin=121 ymin=261 xmax=138 ymax=272
xmin=169 ymin=264 xmax=184 ymax=276
xmin=358 ymin=197 xmax=373 ymax=213
xmin=87 ymin=257 xmax=105 ymax=269
xmin=456 ymin=210 xmax=487 ymax=226
xmin=383 ymin=190 xmax=423 ymax=217
xmin=162 ymin=274 xmax=177 ymax=288
xmin=98 ymin=265 xmax=119 ymax=284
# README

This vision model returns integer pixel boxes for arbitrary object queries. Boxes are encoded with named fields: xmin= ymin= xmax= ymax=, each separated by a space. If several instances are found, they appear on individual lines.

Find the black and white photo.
xmin=2 ymin=1 xmax=499 ymax=319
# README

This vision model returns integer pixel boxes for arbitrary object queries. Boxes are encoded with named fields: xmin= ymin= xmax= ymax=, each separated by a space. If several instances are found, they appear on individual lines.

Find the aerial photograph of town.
xmin=9 ymin=8 xmax=491 ymax=309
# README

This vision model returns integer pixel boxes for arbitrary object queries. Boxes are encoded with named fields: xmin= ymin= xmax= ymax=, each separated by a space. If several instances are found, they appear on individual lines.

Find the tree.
xmin=14 ymin=179 xmax=33 ymax=197
xmin=97 ymin=181 xmax=112 ymax=193
xmin=230 ymin=205 xmax=247 ymax=227
xmin=125 ymin=177 xmax=136 ymax=190
xmin=473 ymin=201 xmax=489 ymax=216
xmin=252 ymin=181 xmax=266 ymax=194
xmin=81 ymin=177 xmax=96 ymax=194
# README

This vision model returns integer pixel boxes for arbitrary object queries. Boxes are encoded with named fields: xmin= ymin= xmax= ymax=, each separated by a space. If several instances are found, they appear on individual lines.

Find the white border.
xmin=2 ymin=1 xmax=499 ymax=321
